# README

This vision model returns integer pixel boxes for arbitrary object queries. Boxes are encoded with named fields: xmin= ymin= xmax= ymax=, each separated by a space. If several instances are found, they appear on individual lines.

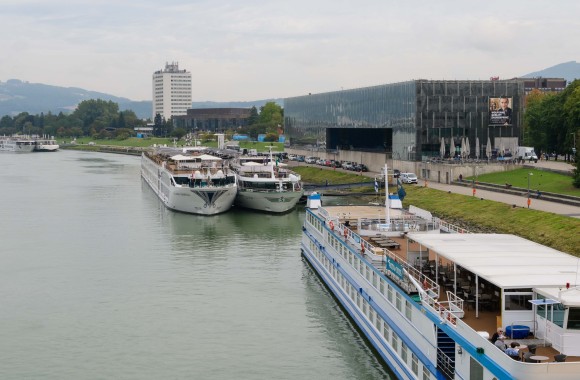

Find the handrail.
xmin=340 ymin=222 xmax=441 ymax=297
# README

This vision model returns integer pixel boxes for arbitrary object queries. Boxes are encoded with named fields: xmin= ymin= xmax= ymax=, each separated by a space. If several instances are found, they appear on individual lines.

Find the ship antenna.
xmin=384 ymin=163 xmax=390 ymax=225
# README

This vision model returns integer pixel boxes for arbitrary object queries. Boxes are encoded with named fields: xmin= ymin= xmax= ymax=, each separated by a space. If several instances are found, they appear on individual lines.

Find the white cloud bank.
xmin=1 ymin=0 xmax=578 ymax=101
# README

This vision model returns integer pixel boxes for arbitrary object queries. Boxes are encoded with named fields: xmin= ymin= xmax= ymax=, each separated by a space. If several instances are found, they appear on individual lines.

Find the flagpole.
xmin=385 ymin=163 xmax=390 ymax=225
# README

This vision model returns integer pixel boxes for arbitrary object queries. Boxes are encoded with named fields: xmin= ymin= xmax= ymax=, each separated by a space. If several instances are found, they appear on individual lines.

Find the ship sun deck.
xmin=320 ymin=205 xmax=580 ymax=364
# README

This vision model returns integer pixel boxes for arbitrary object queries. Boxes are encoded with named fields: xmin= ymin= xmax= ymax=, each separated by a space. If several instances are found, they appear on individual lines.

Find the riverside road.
xmin=295 ymin=160 xmax=580 ymax=219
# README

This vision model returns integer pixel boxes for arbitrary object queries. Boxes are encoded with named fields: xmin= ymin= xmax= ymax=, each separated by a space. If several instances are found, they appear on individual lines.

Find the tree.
xmin=153 ymin=113 xmax=163 ymax=137
xmin=72 ymin=99 xmax=119 ymax=135
xmin=542 ymin=94 xmax=566 ymax=155
xmin=259 ymin=102 xmax=283 ymax=126
xmin=171 ymin=128 xmax=187 ymax=139
xmin=118 ymin=112 xmax=126 ymax=129
xmin=264 ymin=132 xmax=278 ymax=142
xmin=563 ymin=81 xmax=580 ymax=160
xmin=248 ymin=106 xmax=259 ymax=125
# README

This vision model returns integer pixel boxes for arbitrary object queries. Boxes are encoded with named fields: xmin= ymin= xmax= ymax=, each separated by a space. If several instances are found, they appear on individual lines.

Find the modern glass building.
xmin=284 ymin=80 xmax=526 ymax=161
xmin=173 ymin=108 xmax=252 ymax=132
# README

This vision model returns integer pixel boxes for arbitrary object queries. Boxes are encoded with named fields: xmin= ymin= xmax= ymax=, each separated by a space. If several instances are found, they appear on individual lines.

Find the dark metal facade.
xmin=284 ymin=80 xmax=525 ymax=161
xmin=173 ymin=108 xmax=252 ymax=132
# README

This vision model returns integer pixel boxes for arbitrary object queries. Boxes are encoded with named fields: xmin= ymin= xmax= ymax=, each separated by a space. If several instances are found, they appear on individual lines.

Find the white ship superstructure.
xmin=301 ymin=199 xmax=580 ymax=379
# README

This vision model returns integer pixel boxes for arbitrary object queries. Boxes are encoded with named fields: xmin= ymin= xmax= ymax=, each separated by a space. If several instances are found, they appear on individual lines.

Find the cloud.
xmin=0 ymin=0 xmax=579 ymax=102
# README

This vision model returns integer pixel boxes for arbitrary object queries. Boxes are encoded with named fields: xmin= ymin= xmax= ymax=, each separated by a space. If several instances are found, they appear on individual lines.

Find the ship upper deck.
xmin=310 ymin=204 xmax=580 ymax=362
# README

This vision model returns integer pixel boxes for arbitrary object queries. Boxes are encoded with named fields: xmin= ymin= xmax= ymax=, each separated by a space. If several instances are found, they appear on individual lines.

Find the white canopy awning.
xmin=407 ymin=233 xmax=580 ymax=290
xmin=242 ymin=161 xmax=264 ymax=166
xmin=170 ymin=154 xmax=193 ymax=161
xmin=197 ymin=154 xmax=222 ymax=161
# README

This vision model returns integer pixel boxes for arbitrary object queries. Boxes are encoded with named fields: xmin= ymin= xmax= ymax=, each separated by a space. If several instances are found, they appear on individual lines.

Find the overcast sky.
xmin=1 ymin=0 xmax=578 ymax=102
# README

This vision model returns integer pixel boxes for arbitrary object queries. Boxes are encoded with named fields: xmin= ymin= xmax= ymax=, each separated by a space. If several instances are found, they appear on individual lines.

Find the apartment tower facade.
xmin=152 ymin=62 xmax=192 ymax=120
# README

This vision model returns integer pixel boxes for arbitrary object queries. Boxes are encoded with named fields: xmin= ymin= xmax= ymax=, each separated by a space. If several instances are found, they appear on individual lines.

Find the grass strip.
xmin=295 ymin=167 xmax=580 ymax=256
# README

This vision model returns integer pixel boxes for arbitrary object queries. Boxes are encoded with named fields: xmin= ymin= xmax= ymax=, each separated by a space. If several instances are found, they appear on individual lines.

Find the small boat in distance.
xmin=232 ymin=148 xmax=303 ymax=213
xmin=141 ymin=147 xmax=238 ymax=215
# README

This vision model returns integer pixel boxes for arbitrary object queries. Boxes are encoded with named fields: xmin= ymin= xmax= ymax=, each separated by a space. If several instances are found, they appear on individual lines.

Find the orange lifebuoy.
xmin=329 ymin=221 xmax=334 ymax=230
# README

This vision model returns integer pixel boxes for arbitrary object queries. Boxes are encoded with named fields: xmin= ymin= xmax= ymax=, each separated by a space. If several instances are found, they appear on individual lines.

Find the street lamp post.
xmin=472 ymin=166 xmax=479 ymax=196
xmin=527 ymin=172 xmax=534 ymax=204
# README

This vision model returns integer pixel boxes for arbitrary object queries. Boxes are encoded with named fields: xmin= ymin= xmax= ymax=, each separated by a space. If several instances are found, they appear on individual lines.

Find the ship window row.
xmin=306 ymin=212 xmax=324 ymax=234
xmin=309 ymin=231 xmax=433 ymax=380
xmin=323 ymin=224 xmax=413 ymax=325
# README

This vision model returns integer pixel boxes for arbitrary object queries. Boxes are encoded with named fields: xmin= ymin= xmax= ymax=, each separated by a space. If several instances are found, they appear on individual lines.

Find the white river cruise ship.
xmin=141 ymin=147 xmax=237 ymax=215
xmin=301 ymin=195 xmax=580 ymax=379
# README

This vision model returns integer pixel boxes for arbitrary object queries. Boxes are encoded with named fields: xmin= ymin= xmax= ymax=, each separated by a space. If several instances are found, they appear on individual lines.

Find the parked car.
xmin=287 ymin=154 xmax=297 ymax=161
xmin=296 ymin=155 xmax=305 ymax=162
xmin=341 ymin=161 xmax=355 ymax=170
xmin=316 ymin=158 xmax=326 ymax=165
xmin=354 ymin=163 xmax=368 ymax=172
xmin=305 ymin=156 xmax=318 ymax=164
xmin=400 ymin=172 xmax=418 ymax=184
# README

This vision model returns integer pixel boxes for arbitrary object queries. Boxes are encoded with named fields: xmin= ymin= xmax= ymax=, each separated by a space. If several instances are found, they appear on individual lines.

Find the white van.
xmin=516 ymin=147 xmax=538 ymax=163
xmin=400 ymin=173 xmax=418 ymax=184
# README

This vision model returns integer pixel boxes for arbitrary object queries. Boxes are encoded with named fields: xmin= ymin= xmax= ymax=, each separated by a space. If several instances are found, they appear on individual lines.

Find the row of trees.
xmin=524 ymin=79 xmax=579 ymax=159
xmin=0 ymin=99 xmax=148 ymax=140
xmin=0 ymin=99 xmax=284 ymax=143
xmin=524 ymin=80 xmax=580 ymax=187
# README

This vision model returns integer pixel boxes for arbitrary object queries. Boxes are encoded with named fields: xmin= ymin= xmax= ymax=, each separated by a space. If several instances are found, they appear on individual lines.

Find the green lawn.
xmin=292 ymin=166 xmax=370 ymax=185
xmin=401 ymin=186 xmax=580 ymax=256
xmin=466 ymin=168 xmax=580 ymax=197
xmin=70 ymin=137 xmax=284 ymax=152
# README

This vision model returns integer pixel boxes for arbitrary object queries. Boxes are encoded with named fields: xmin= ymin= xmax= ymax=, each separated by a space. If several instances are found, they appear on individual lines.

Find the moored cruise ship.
xmin=141 ymin=147 xmax=238 ymax=215
xmin=301 ymin=198 xmax=580 ymax=379
xmin=0 ymin=137 xmax=36 ymax=152
xmin=232 ymin=154 xmax=303 ymax=213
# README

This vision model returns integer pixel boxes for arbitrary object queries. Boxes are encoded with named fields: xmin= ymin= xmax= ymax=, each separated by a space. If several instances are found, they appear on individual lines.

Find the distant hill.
xmin=521 ymin=61 xmax=580 ymax=83
xmin=0 ymin=79 xmax=152 ymax=119
xmin=0 ymin=78 xmax=282 ymax=119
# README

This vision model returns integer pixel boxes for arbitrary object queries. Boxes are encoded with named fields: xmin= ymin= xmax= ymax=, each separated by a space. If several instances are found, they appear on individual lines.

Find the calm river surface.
xmin=0 ymin=150 xmax=393 ymax=379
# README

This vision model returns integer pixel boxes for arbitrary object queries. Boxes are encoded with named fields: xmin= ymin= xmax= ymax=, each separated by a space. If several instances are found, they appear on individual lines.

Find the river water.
xmin=0 ymin=150 xmax=393 ymax=379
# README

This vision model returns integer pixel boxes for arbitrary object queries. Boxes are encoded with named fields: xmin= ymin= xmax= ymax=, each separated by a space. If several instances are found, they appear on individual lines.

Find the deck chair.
xmin=554 ymin=354 xmax=567 ymax=362
xmin=523 ymin=352 xmax=536 ymax=363
xmin=527 ymin=344 xmax=537 ymax=354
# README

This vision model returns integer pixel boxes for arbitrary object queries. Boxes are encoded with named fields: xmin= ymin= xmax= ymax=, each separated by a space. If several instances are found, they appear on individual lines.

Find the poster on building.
xmin=489 ymin=96 xmax=512 ymax=126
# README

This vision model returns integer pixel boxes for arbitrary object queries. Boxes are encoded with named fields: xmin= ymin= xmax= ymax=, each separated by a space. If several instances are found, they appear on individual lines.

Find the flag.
xmin=374 ymin=178 xmax=378 ymax=193
xmin=397 ymin=178 xmax=406 ymax=201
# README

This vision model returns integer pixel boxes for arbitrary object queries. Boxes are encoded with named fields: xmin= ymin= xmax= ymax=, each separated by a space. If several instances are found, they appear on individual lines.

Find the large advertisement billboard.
xmin=489 ymin=96 xmax=512 ymax=126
